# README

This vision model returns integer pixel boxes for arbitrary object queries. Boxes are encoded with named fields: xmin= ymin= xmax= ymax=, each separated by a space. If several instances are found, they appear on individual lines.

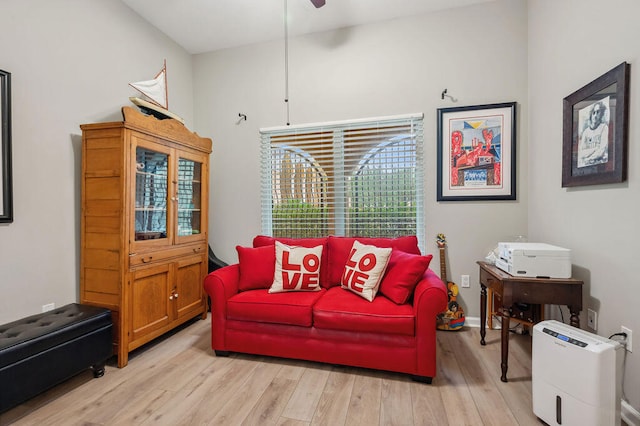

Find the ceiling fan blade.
xmin=310 ymin=0 xmax=325 ymax=8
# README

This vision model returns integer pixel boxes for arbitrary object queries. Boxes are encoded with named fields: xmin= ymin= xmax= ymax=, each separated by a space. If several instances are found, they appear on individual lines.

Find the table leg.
xmin=480 ymin=284 xmax=487 ymax=345
xmin=568 ymin=306 xmax=580 ymax=328
xmin=500 ymin=307 xmax=510 ymax=382
xmin=487 ymin=288 xmax=494 ymax=330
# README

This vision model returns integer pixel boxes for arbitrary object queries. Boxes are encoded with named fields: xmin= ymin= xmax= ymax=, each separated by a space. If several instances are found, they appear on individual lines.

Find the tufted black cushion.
xmin=0 ymin=304 xmax=112 ymax=368
xmin=0 ymin=303 xmax=112 ymax=413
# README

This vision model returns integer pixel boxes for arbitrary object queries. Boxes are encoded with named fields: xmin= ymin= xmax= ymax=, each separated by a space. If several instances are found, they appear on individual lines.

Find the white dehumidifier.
xmin=532 ymin=320 xmax=623 ymax=425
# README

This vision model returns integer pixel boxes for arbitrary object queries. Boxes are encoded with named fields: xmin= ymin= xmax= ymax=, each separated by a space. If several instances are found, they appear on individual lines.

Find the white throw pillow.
xmin=340 ymin=240 xmax=392 ymax=301
xmin=269 ymin=241 xmax=323 ymax=293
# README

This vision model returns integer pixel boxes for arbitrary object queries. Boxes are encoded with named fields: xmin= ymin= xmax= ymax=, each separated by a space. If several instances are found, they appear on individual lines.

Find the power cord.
xmin=609 ymin=331 xmax=628 ymax=341
xmin=608 ymin=332 xmax=629 ymax=405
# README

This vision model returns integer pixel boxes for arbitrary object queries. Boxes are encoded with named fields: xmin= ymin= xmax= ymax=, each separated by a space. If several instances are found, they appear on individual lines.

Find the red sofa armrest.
xmin=203 ymin=264 xmax=240 ymax=350
xmin=413 ymin=268 xmax=448 ymax=316
xmin=412 ymin=268 xmax=448 ymax=376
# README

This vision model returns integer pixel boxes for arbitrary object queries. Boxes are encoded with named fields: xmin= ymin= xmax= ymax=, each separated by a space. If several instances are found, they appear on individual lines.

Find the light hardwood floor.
xmin=1 ymin=316 xmax=542 ymax=426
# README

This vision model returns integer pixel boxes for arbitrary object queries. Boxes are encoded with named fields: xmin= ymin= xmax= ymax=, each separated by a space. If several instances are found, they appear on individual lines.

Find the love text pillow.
xmin=269 ymin=241 xmax=323 ymax=293
xmin=236 ymin=245 xmax=276 ymax=291
xmin=327 ymin=236 xmax=419 ymax=286
xmin=379 ymin=250 xmax=433 ymax=304
xmin=254 ymin=236 xmax=330 ymax=287
xmin=340 ymin=240 xmax=392 ymax=301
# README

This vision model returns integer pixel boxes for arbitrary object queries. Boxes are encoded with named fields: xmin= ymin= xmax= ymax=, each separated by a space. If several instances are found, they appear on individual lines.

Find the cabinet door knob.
xmin=174 ymin=293 xmax=179 ymax=298
xmin=169 ymin=295 xmax=174 ymax=300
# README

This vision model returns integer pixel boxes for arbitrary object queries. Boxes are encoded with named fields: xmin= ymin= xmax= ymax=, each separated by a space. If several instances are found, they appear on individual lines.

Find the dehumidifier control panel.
xmin=542 ymin=327 xmax=588 ymax=347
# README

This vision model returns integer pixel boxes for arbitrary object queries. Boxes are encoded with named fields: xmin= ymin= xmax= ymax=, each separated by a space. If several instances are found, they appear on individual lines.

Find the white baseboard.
xmin=622 ymin=400 xmax=640 ymax=426
xmin=461 ymin=316 xmax=518 ymax=331
xmin=462 ymin=316 xmax=536 ymax=333
xmin=463 ymin=316 xmax=481 ymax=328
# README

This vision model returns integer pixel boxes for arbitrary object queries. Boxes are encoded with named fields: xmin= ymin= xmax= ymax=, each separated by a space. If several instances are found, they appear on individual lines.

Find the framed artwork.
xmin=562 ymin=62 xmax=630 ymax=187
xmin=437 ymin=102 xmax=516 ymax=201
xmin=0 ymin=69 xmax=12 ymax=223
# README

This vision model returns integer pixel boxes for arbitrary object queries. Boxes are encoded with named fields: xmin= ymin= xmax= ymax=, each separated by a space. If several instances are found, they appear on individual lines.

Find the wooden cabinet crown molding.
xmin=80 ymin=106 xmax=212 ymax=154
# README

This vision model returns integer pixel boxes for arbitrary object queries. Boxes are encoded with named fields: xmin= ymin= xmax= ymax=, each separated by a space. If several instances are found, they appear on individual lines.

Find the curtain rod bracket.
xmin=441 ymin=88 xmax=457 ymax=102
xmin=236 ymin=113 xmax=247 ymax=125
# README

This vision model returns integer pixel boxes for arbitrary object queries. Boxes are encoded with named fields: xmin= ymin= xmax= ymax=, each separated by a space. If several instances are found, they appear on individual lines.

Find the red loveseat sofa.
xmin=203 ymin=235 xmax=448 ymax=383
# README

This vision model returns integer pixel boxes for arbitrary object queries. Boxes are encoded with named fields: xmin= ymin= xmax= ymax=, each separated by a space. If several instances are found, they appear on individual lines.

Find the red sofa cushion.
xmin=313 ymin=287 xmax=415 ymax=336
xmin=253 ymin=236 xmax=330 ymax=287
xmin=227 ymin=288 xmax=326 ymax=327
xmin=236 ymin=245 xmax=275 ymax=291
xmin=379 ymin=250 xmax=433 ymax=304
xmin=327 ymin=236 xmax=421 ymax=286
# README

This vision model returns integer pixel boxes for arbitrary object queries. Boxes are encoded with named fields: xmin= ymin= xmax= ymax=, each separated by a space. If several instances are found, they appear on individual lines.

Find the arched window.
xmin=260 ymin=114 xmax=424 ymax=249
xmin=269 ymin=146 xmax=329 ymax=237
xmin=349 ymin=136 xmax=417 ymax=237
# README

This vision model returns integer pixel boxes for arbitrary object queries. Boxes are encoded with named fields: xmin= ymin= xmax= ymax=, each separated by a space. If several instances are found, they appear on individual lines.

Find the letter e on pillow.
xmin=341 ymin=241 xmax=391 ymax=301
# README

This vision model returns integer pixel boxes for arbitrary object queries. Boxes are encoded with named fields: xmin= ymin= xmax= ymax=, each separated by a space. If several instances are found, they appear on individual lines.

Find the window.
xmin=260 ymin=114 xmax=424 ymax=249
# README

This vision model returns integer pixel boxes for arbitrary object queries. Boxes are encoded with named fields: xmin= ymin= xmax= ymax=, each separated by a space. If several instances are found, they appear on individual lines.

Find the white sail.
xmin=129 ymin=63 xmax=168 ymax=109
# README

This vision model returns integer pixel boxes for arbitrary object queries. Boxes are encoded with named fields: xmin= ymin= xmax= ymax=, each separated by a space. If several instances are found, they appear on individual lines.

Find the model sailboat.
xmin=129 ymin=60 xmax=184 ymax=123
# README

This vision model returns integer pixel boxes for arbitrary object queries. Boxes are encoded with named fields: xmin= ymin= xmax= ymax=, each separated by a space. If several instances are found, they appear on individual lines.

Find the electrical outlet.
xmin=587 ymin=308 xmax=597 ymax=330
xmin=621 ymin=326 xmax=632 ymax=353
xmin=42 ymin=303 xmax=55 ymax=312
xmin=461 ymin=275 xmax=470 ymax=288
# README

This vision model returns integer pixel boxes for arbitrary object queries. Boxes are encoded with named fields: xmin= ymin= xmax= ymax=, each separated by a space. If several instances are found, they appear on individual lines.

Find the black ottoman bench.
xmin=0 ymin=303 xmax=112 ymax=413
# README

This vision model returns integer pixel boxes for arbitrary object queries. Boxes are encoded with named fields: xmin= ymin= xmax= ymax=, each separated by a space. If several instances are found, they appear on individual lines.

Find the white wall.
xmin=528 ymin=0 xmax=640 ymax=412
xmin=0 ymin=0 xmax=194 ymax=324
xmin=195 ymin=0 xmax=529 ymax=320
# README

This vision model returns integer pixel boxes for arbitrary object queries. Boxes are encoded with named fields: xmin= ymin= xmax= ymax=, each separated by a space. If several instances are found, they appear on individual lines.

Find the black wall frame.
xmin=1 ymin=69 xmax=12 ymax=223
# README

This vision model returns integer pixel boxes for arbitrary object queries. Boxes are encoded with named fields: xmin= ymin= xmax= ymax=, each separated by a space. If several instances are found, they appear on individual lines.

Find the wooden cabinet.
xmin=80 ymin=107 xmax=212 ymax=367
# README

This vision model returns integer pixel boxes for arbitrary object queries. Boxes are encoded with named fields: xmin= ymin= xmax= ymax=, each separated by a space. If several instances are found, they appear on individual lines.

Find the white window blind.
xmin=260 ymin=113 xmax=424 ymax=249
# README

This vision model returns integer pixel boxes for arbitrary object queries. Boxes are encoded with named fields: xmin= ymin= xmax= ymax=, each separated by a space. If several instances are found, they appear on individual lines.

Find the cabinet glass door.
xmin=177 ymin=157 xmax=203 ymax=237
xmin=135 ymin=147 xmax=168 ymax=241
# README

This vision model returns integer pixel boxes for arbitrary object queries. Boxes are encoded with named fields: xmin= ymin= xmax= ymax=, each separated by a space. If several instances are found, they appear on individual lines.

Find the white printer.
xmin=495 ymin=242 xmax=571 ymax=278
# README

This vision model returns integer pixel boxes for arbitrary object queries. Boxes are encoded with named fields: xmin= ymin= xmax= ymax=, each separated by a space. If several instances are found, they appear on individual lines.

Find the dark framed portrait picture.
xmin=0 ymin=69 xmax=12 ymax=223
xmin=562 ymin=62 xmax=630 ymax=187
xmin=437 ymin=102 xmax=516 ymax=201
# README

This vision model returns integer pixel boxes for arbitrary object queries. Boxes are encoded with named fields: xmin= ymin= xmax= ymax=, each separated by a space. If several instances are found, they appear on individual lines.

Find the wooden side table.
xmin=477 ymin=261 xmax=583 ymax=382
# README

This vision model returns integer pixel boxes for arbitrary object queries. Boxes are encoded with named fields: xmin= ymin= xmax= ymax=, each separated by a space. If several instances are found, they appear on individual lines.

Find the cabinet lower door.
xmin=130 ymin=263 xmax=172 ymax=342
xmin=174 ymin=254 xmax=206 ymax=320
